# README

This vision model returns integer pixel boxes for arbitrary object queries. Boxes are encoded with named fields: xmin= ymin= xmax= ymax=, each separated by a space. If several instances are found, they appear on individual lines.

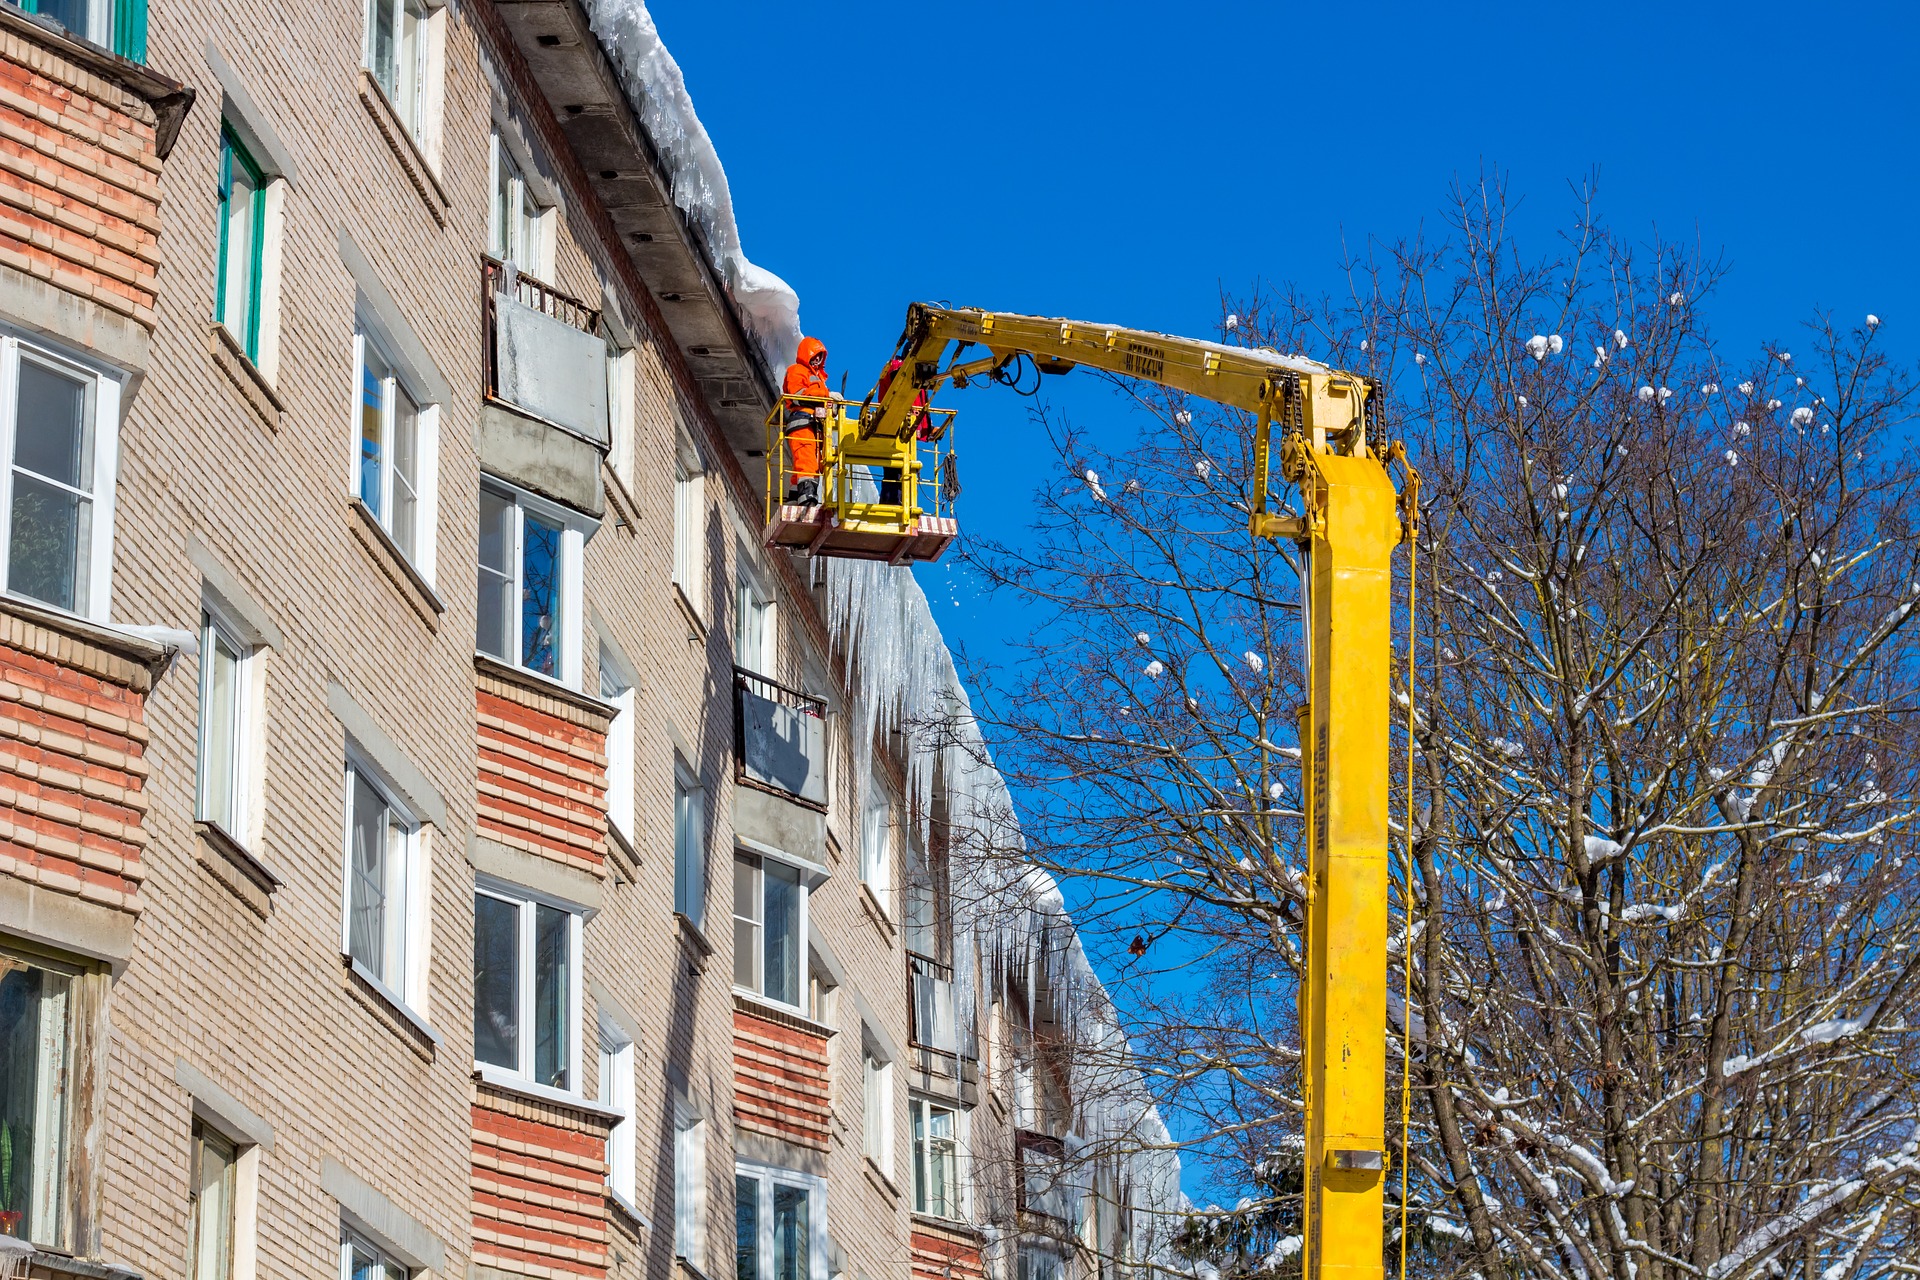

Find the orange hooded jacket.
xmin=782 ymin=336 xmax=828 ymax=479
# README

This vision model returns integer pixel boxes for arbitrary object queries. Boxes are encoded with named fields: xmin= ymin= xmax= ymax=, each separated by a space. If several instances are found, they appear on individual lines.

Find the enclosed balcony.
xmin=909 ymin=952 xmax=959 ymax=1054
xmin=732 ymin=667 xmax=827 ymax=808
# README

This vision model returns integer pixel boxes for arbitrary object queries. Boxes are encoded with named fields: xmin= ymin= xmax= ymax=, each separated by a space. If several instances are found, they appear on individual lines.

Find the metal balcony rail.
xmin=482 ymin=256 xmax=603 ymax=404
xmin=732 ymin=666 xmax=828 ymax=810
xmin=908 ymin=951 xmax=959 ymax=1053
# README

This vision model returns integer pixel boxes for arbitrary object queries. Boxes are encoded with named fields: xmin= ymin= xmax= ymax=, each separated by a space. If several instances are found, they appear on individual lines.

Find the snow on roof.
xmin=585 ymin=0 xmax=803 ymax=373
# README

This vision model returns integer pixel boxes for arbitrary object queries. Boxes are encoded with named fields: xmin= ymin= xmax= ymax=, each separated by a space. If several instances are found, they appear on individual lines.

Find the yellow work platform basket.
xmin=761 ymin=393 xmax=959 ymax=564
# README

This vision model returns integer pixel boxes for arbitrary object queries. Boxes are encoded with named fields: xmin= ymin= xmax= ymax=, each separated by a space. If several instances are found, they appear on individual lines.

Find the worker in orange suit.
xmin=782 ymin=336 xmax=830 ymax=505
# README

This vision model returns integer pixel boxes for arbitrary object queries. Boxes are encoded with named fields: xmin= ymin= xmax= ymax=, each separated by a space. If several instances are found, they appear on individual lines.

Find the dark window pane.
xmin=347 ymin=773 xmax=388 ymax=975
xmin=14 ymin=362 xmax=90 ymax=490
xmin=771 ymin=1184 xmax=807 ymax=1280
xmin=476 ymin=489 xmax=513 ymax=659
xmin=763 ymin=862 xmax=801 ymax=1007
xmin=533 ymin=904 xmax=570 ymax=1089
xmin=0 ymin=955 xmax=72 ymax=1245
xmin=734 ymin=1175 xmax=759 ymax=1280
xmin=521 ymin=510 xmax=562 ymax=675
xmin=7 ymin=473 xmax=87 ymax=612
xmin=473 ymin=893 xmax=519 ymax=1070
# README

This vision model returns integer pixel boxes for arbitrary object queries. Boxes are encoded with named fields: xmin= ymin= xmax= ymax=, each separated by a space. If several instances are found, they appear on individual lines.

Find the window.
xmin=340 ymin=1228 xmax=409 ymax=1280
xmin=0 ymin=944 xmax=76 ymax=1246
xmin=600 ymin=651 xmax=635 ymax=846
xmin=473 ymin=882 xmax=581 ymax=1091
xmin=187 ymin=1121 xmax=237 ymax=1280
xmin=597 ymin=1020 xmax=635 ymax=1207
xmin=354 ymin=332 xmax=424 ymax=562
xmin=673 ymin=1102 xmax=705 ymax=1266
xmin=488 ymin=131 xmax=546 ymax=277
xmin=671 ymin=442 xmax=704 ymax=608
xmin=215 ymin=126 xmax=266 ymax=362
xmin=477 ymin=480 xmax=580 ymax=683
xmin=364 ymin=0 xmax=428 ymax=143
xmin=673 ymin=769 xmax=706 ymax=927
xmin=734 ymin=1167 xmax=822 ymax=1280
xmin=861 ymin=1050 xmax=891 ymax=1177
xmin=1017 ymin=1246 xmax=1065 ymax=1280
xmin=1 ymin=335 xmax=118 ymax=620
xmin=732 ymin=852 xmax=804 ymax=1009
xmin=8 ymin=1 xmax=142 ymax=59
xmin=735 ymin=569 xmax=773 ymax=674
xmin=860 ymin=793 xmax=892 ymax=917
xmin=911 ymin=1099 xmax=961 ymax=1220
xmin=196 ymin=610 xmax=254 ymax=837
xmin=340 ymin=762 xmax=421 ymax=1007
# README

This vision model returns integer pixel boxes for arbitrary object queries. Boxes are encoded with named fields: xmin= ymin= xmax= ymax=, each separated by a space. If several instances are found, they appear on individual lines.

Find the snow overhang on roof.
xmin=492 ymin=0 xmax=778 ymax=459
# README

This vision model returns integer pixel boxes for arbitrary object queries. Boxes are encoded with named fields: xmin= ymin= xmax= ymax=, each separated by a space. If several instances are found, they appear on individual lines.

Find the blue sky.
xmin=652 ymin=0 xmax=1917 ymax=1196
xmin=655 ymin=0 xmax=1918 ymax=641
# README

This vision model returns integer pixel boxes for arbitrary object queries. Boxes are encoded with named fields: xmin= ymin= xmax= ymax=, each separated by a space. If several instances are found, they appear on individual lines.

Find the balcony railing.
xmin=482 ymin=257 xmax=609 ymax=447
xmin=908 ymin=951 xmax=959 ymax=1053
xmin=733 ymin=666 xmax=827 ymax=810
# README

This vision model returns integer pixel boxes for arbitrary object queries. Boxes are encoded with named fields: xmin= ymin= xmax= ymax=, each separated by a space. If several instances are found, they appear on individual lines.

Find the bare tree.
xmin=955 ymin=176 xmax=1920 ymax=1278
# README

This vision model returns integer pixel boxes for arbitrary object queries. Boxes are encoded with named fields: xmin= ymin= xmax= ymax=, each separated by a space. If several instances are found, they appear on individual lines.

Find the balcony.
xmin=478 ymin=258 xmax=608 ymax=515
xmin=733 ymin=668 xmax=827 ymax=810
xmin=909 ymin=953 xmax=959 ymax=1053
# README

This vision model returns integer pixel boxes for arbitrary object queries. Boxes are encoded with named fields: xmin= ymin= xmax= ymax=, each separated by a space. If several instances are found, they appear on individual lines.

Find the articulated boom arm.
xmin=860 ymin=304 xmax=1411 ymax=1280
xmin=861 ymin=304 xmax=1388 ymax=539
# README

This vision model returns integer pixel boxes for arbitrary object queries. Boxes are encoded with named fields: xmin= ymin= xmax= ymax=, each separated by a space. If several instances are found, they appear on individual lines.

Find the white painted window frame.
xmin=911 ymin=1095 xmax=967 ymax=1221
xmin=476 ymin=477 xmax=585 ymax=688
xmin=195 ymin=603 xmax=257 ymax=840
xmin=487 ymin=129 xmax=552 ymax=279
xmin=596 ymin=1018 xmax=636 ymax=1209
xmin=733 ymin=1161 xmax=829 ymax=1280
xmin=338 ymin=754 xmax=427 ymax=1016
xmin=0 ymin=331 xmax=121 ymax=623
xmin=598 ymin=643 xmax=636 ymax=846
xmin=860 ymin=789 xmax=893 ymax=919
xmin=673 ymin=1098 xmax=705 ymax=1267
xmin=670 ymin=424 xmax=705 ymax=612
xmin=472 ymin=873 xmax=585 ymax=1094
xmin=731 ymin=847 xmax=810 ymax=1015
xmin=339 ymin=1226 xmax=409 ymax=1280
xmin=862 ymin=1048 xmax=892 ymax=1178
xmin=733 ymin=557 xmax=775 ymax=675
xmin=349 ymin=327 xmax=439 ymax=579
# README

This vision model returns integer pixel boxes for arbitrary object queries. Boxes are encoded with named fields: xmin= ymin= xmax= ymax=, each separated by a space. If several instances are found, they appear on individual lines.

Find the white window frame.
xmin=350 ymin=327 xmax=438 ymax=576
xmin=488 ymin=129 xmax=551 ymax=279
xmin=862 ymin=1047 xmax=892 ymax=1178
xmin=605 ymin=343 xmax=636 ymax=487
xmin=911 ymin=1096 xmax=966 ymax=1221
xmin=476 ymin=477 xmax=585 ymax=687
xmin=673 ymin=1099 xmax=706 ymax=1267
xmin=0 ymin=332 xmax=121 ymax=622
xmin=860 ymin=790 xmax=893 ymax=918
xmin=196 ymin=604 xmax=258 ymax=842
xmin=734 ymin=559 xmax=775 ymax=675
xmin=0 ymin=940 xmax=80 ymax=1248
xmin=670 ymin=430 xmax=705 ymax=612
xmin=673 ymin=763 xmax=706 ymax=929
xmin=597 ymin=1018 xmax=636 ymax=1210
xmin=733 ymin=1162 xmax=828 ymax=1280
xmin=471 ymin=875 xmax=585 ymax=1095
xmin=732 ymin=849 xmax=809 ymax=1013
xmin=338 ymin=755 xmax=427 ymax=1015
xmin=339 ymin=1226 xmax=409 ymax=1280
xmin=599 ymin=645 xmax=636 ymax=847
xmin=187 ymin=1120 xmax=238 ymax=1280
xmin=362 ymin=0 xmax=432 ymax=144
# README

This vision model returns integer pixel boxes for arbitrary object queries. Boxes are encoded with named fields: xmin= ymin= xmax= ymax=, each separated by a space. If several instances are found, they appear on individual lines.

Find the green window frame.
xmin=214 ymin=126 xmax=267 ymax=363
xmin=7 ymin=0 xmax=145 ymax=61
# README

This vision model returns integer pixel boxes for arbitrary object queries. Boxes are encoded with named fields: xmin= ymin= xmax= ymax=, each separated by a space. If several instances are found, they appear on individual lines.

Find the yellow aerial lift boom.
xmin=768 ymin=305 xmax=1415 ymax=1279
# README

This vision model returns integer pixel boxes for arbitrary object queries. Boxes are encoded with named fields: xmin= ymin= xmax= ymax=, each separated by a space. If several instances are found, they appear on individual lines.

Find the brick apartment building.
xmin=0 ymin=5 xmax=1178 ymax=1280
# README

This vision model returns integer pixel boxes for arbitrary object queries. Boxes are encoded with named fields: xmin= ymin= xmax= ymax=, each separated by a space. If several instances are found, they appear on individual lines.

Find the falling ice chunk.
xmin=1734 ymin=422 xmax=1750 ymax=436
xmin=1658 ymin=386 xmax=1673 ymax=402
xmin=1224 ymin=314 xmax=1240 ymax=331
xmin=1739 ymin=381 xmax=1755 ymax=394
xmin=1795 ymin=376 xmax=1805 ymax=387
xmin=1268 ymin=782 xmax=1284 ymax=800
xmin=1413 ymin=352 xmax=1427 ymax=365
xmin=1617 ymin=444 xmax=1628 ymax=455
xmin=1173 ymin=409 xmax=1192 ymax=427
xmin=1867 ymin=314 xmax=1881 ymax=327
xmin=1636 ymin=385 xmax=1656 ymax=402
xmin=1517 ymin=395 xmax=1528 ymax=408
xmin=1084 ymin=469 xmax=1107 ymax=501
xmin=1195 ymin=458 xmax=1211 ymax=480
xmin=1526 ymin=334 xmax=1550 ymax=361
xmin=1359 ymin=339 xmax=1369 ymax=351
xmin=1701 ymin=382 xmax=1719 ymax=394
xmin=1243 ymin=651 xmax=1264 ymax=673
xmin=1669 ymin=291 xmax=1685 ymax=305
xmin=1136 ymin=632 xmax=1152 ymax=646
xmin=1549 ymin=334 xmax=1564 ymax=354
xmin=1766 ymin=399 xmax=1782 ymax=411
xmin=1144 ymin=660 xmax=1165 ymax=679
xmin=1725 ymin=451 xmax=1739 ymax=466
xmin=1778 ymin=352 xmax=1793 ymax=364
xmin=1614 ymin=329 xmax=1629 ymax=348
xmin=1791 ymin=407 xmax=1813 ymax=425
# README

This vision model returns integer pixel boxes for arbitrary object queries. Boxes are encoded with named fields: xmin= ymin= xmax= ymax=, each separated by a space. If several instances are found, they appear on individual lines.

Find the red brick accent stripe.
xmin=733 ymin=1007 xmax=831 ymax=1152
xmin=911 ymin=1228 xmax=987 ymax=1280
xmin=475 ymin=688 xmax=607 ymax=872
xmin=470 ymin=1101 xmax=609 ymax=1280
